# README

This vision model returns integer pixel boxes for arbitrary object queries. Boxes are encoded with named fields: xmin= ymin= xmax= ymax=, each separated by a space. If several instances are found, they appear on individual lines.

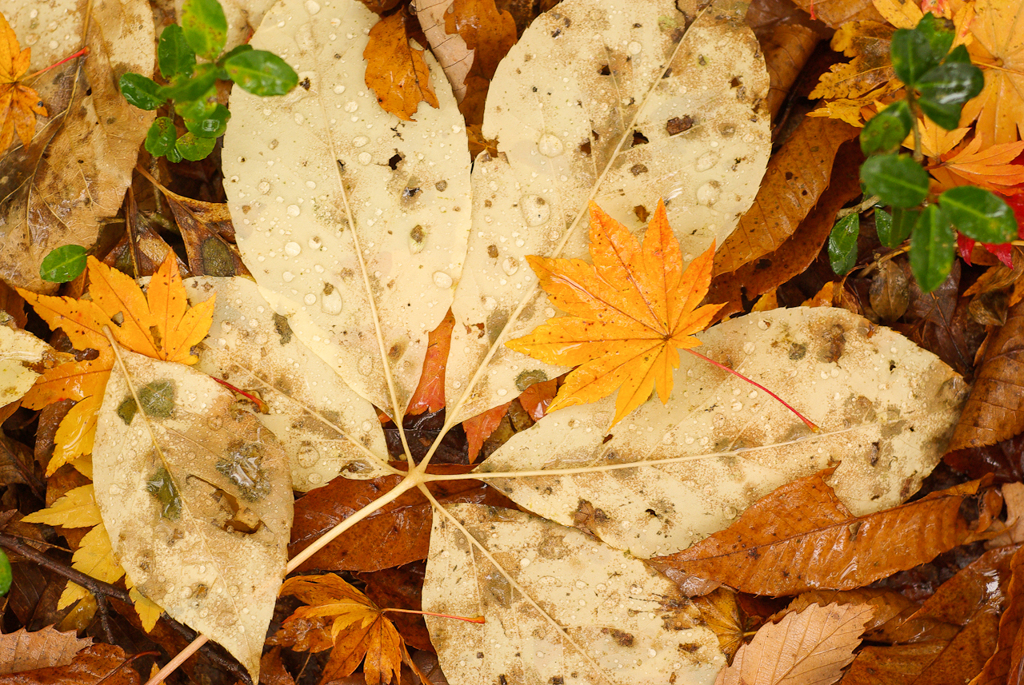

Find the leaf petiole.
xmin=382 ymin=607 xmax=485 ymax=624
xmin=23 ymin=46 xmax=90 ymax=81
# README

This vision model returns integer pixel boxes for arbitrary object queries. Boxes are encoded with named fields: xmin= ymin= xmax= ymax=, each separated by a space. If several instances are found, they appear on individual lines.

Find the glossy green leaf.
xmin=166 ymin=146 xmax=184 ymax=164
xmin=219 ymin=44 xmax=254 ymax=64
xmin=223 ymin=50 xmax=298 ymax=96
xmin=877 ymin=207 xmax=917 ymax=247
xmin=861 ymin=154 xmax=930 ymax=208
xmin=145 ymin=117 xmax=177 ymax=156
xmin=158 ymin=24 xmax=196 ymax=79
xmin=119 ymin=73 xmax=165 ymax=110
xmin=40 ymin=245 xmax=88 ymax=283
xmin=940 ymin=186 xmax=1018 ymax=243
xmin=910 ymin=204 xmax=954 ymax=292
xmin=828 ymin=213 xmax=860 ymax=275
xmin=0 ymin=550 xmax=10 ymax=596
xmin=176 ymin=132 xmax=217 ymax=161
xmin=861 ymin=100 xmax=912 ymax=154
xmin=891 ymin=26 xmax=940 ymax=86
xmin=185 ymin=103 xmax=230 ymax=138
xmin=160 ymin=66 xmax=219 ymax=103
xmin=916 ymin=62 xmax=984 ymax=130
xmin=914 ymin=13 xmax=954 ymax=61
xmin=181 ymin=0 xmax=227 ymax=60
xmin=944 ymin=44 xmax=971 ymax=64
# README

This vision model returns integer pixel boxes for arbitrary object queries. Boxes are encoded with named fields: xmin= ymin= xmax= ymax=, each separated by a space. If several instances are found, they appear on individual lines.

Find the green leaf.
xmin=914 ymin=13 xmax=954 ymax=61
xmin=944 ymin=44 xmax=971 ymax=64
xmin=175 ymin=92 xmax=218 ymax=122
xmin=910 ymin=204 xmax=954 ymax=292
xmin=828 ymin=213 xmax=860 ymax=275
xmin=158 ymin=24 xmax=196 ymax=80
xmin=185 ymin=103 xmax=230 ymax=138
xmin=40 ymin=245 xmax=88 ymax=283
xmin=119 ymin=73 xmax=165 ymax=110
xmin=877 ymin=207 xmax=918 ymax=247
xmin=0 ymin=550 xmax=10 ymax=596
xmin=940 ymin=186 xmax=1018 ymax=243
xmin=916 ymin=62 xmax=984 ymax=129
xmin=219 ymin=43 xmax=253 ymax=64
xmin=166 ymin=145 xmax=183 ymax=163
xmin=860 ymin=154 xmax=930 ymax=208
xmin=891 ymin=26 xmax=940 ymax=86
xmin=223 ymin=50 xmax=298 ymax=96
xmin=176 ymin=132 xmax=217 ymax=161
xmin=861 ymin=100 xmax=912 ymax=154
xmin=160 ymin=66 xmax=218 ymax=103
xmin=145 ymin=117 xmax=177 ymax=156
xmin=181 ymin=0 xmax=227 ymax=60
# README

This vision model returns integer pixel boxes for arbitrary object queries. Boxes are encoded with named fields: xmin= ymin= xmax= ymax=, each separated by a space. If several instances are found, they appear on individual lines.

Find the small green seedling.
xmin=120 ymin=0 xmax=298 ymax=162
xmin=828 ymin=13 xmax=1017 ymax=292
xmin=39 ymin=244 xmax=88 ymax=283
xmin=0 ymin=549 xmax=10 ymax=596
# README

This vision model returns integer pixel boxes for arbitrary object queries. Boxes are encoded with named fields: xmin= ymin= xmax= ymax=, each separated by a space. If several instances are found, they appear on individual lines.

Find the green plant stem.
xmin=907 ymin=95 xmax=924 ymax=164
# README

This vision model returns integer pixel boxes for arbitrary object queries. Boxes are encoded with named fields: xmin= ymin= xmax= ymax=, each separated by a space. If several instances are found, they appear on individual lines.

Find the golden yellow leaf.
xmin=809 ymin=21 xmax=900 ymax=110
xmin=963 ymin=0 xmax=1024 ymax=143
xmin=0 ymin=11 xmax=47 ymax=151
xmin=363 ymin=12 xmax=439 ymax=122
xmin=505 ymin=200 xmax=723 ymax=427
xmin=22 ymin=484 xmax=101 ymax=528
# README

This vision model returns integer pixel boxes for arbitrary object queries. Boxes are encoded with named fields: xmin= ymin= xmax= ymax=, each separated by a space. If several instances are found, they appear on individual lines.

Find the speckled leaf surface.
xmin=477 ymin=307 xmax=967 ymax=558
xmin=444 ymin=0 xmax=771 ymax=422
xmin=184 ymin=277 xmax=389 ymax=490
xmin=0 ymin=326 xmax=52 ymax=407
xmin=92 ymin=349 xmax=292 ymax=682
xmin=222 ymin=0 xmax=471 ymax=412
xmin=422 ymin=504 xmax=725 ymax=685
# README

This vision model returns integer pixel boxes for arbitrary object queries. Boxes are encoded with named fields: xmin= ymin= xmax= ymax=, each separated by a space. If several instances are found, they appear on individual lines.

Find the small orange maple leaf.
xmin=928 ymin=136 xmax=1024 ymax=193
xmin=507 ymin=200 xmax=724 ymax=427
xmin=277 ymin=574 xmax=406 ymax=685
xmin=0 ymin=11 xmax=48 ymax=151
xmin=18 ymin=253 xmax=215 ymax=474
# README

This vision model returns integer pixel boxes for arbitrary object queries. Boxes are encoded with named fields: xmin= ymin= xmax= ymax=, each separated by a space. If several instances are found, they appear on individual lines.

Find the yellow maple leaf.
xmin=0 ymin=11 xmax=47 ymax=151
xmin=278 ymin=574 xmax=406 ymax=685
xmin=963 ymin=0 xmax=1024 ymax=143
xmin=18 ymin=252 xmax=215 ymax=473
xmin=506 ymin=200 xmax=724 ymax=427
xmin=809 ymin=21 xmax=901 ymax=117
xmin=929 ymin=136 xmax=1024 ymax=192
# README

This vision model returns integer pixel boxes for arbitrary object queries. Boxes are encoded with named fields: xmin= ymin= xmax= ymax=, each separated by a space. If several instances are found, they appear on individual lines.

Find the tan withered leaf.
xmin=653 ymin=469 xmax=1002 ymax=596
xmin=278 ymin=574 xmax=406 ymax=685
xmin=950 ymin=298 xmax=1024 ymax=451
xmin=712 ymin=116 xmax=858 ymax=276
xmin=716 ymin=602 xmax=873 ymax=685
xmin=364 ymin=11 xmax=440 ymax=121
xmin=778 ymin=589 xmax=919 ymax=640
xmin=0 ymin=643 xmax=140 ymax=685
xmin=788 ymin=0 xmax=883 ymax=28
xmin=0 ymin=626 xmax=90 ymax=675
xmin=971 ymin=544 xmax=1024 ymax=685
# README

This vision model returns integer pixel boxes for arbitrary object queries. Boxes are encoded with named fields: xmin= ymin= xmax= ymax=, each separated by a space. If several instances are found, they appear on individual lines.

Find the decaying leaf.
xmin=929 ymin=138 xmax=1024 ymax=193
xmin=184 ymin=277 xmax=388 ymax=489
xmin=364 ymin=11 xmax=440 ymax=121
xmin=808 ymin=21 xmax=898 ymax=126
xmin=422 ymin=504 xmax=725 ymax=685
xmin=415 ymin=0 xmax=474 ymax=103
xmin=479 ymin=307 xmax=966 ymax=557
xmin=963 ymin=0 xmax=1024 ymax=144
xmin=0 ymin=626 xmax=90 ymax=674
xmin=223 ymin=0 xmax=471 ymax=412
xmin=0 ymin=0 xmax=154 ymax=292
xmin=507 ymin=201 xmax=722 ymax=427
xmin=0 ymin=325 xmax=56 ymax=408
xmin=92 ymin=349 xmax=293 ymax=682
xmin=653 ymin=470 xmax=1001 ymax=595
xmin=0 ymin=11 xmax=47 ymax=151
xmin=406 ymin=310 xmax=455 ymax=416
xmin=444 ymin=0 xmax=771 ymax=422
xmin=972 ymin=544 xmax=1024 ymax=685
xmin=0 ymin=643 xmax=140 ymax=685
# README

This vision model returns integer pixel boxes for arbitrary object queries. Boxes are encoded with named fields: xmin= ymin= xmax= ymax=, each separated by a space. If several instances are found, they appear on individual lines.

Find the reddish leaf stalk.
xmin=383 ymin=607 xmax=485 ymax=624
xmin=24 ymin=46 xmax=89 ymax=80
xmin=210 ymin=376 xmax=270 ymax=413
xmin=684 ymin=348 xmax=819 ymax=432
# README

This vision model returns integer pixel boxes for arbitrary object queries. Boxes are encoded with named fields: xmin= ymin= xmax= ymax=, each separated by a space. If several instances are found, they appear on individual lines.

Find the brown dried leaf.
xmin=870 ymin=260 xmax=911 ymax=323
xmin=970 ymin=544 xmax=1024 ymax=685
xmin=715 ymin=602 xmax=873 ymax=685
xmin=415 ymin=0 xmax=472 ymax=102
xmin=0 ymin=627 xmax=91 ymax=675
xmin=778 ymin=589 xmax=919 ymax=640
xmin=760 ymin=23 xmax=821 ymax=120
xmin=364 ymin=11 xmax=440 ymax=122
xmin=789 ymin=0 xmax=884 ymax=28
xmin=289 ymin=464 xmax=511 ymax=572
xmin=259 ymin=647 xmax=296 ymax=685
xmin=407 ymin=310 xmax=455 ymax=416
xmin=713 ymin=116 xmax=859 ymax=276
xmin=692 ymin=588 xmax=745 ymax=661
xmin=165 ymin=195 xmax=248 ymax=278
xmin=950 ymin=298 xmax=1024 ymax=450
xmin=0 ymin=643 xmax=139 ymax=685
xmin=358 ymin=563 xmax=433 ymax=652
xmin=653 ymin=469 xmax=1001 ymax=596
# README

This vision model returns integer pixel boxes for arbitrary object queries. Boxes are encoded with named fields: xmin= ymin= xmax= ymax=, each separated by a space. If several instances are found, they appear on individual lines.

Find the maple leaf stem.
xmin=23 ymin=46 xmax=90 ymax=81
xmin=209 ymin=376 xmax=270 ymax=413
xmin=382 ymin=607 xmax=486 ymax=624
xmin=144 ymin=636 xmax=208 ymax=685
xmin=683 ymin=348 xmax=819 ymax=432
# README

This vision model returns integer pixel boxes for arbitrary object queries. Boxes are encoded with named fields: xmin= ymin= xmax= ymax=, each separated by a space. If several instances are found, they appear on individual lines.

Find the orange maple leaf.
xmin=0 ymin=11 xmax=48 ymax=151
xmin=963 ymin=0 xmax=1024 ymax=144
xmin=506 ymin=200 xmax=724 ymax=427
xmin=928 ymin=136 xmax=1024 ymax=193
xmin=278 ymin=574 xmax=406 ymax=685
xmin=18 ymin=253 xmax=215 ymax=473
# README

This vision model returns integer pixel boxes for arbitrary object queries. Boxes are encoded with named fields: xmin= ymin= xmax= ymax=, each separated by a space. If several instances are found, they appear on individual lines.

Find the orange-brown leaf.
xmin=364 ymin=12 xmax=440 ymax=122
xmin=930 ymin=137 xmax=1024 ymax=192
xmin=0 ymin=626 xmax=91 ymax=675
xmin=964 ymin=0 xmax=1024 ymax=144
xmin=463 ymin=402 xmax=509 ymax=462
xmin=507 ymin=200 xmax=723 ymax=427
xmin=407 ymin=309 xmax=455 ymax=415
xmin=653 ymin=469 xmax=1001 ymax=595
xmin=971 ymin=543 xmax=1024 ymax=685
xmin=0 ymin=12 xmax=47 ymax=152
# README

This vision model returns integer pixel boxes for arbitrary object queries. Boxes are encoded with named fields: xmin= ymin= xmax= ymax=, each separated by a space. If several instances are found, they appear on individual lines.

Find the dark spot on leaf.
xmin=273 ymin=313 xmax=293 ymax=345
xmin=217 ymin=442 xmax=270 ymax=502
xmin=630 ymin=164 xmax=648 ymax=176
xmin=788 ymin=342 xmax=807 ymax=360
xmin=730 ymin=76 xmax=742 ymax=88
xmin=630 ymin=130 xmax=649 ymax=147
xmin=201 ymin=237 xmax=235 ymax=276
xmin=515 ymin=369 xmax=548 ymax=391
xmin=579 ymin=140 xmax=592 ymax=156
xmin=666 ymin=116 xmax=694 ymax=135
xmin=435 ymin=180 xmax=447 ymax=191
xmin=487 ymin=244 xmax=499 ymax=259
xmin=698 ymin=54 xmax=707 ymax=66
xmin=601 ymin=628 xmax=634 ymax=647
xmin=599 ymin=64 xmax=611 ymax=75
xmin=300 ymin=77 xmax=311 ymax=90
xmin=387 ymin=153 xmax=403 ymax=170
xmin=146 ymin=467 xmax=181 ymax=520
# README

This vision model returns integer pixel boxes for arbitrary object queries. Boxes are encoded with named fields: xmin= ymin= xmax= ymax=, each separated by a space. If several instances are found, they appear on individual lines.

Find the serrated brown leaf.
xmin=971 ymin=544 xmax=1024 ymax=685
xmin=777 ymin=589 xmax=919 ymax=640
xmin=0 ymin=643 xmax=139 ymax=685
xmin=950 ymin=298 xmax=1024 ymax=451
xmin=692 ymin=588 xmax=745 ymax=660
xmin=364 ymin=11 xmax=440 ymax=122
xmin=358 ymin=563 xmax=433 ymax=653
xmin=289 ymin=464 xmax=511 ymax=572
xmin=445 ymin=0 xmax=517 ymax=125
xmin=712 ymin=116 xmax=859 ymax=277
xmin=259 ymin=647 xmax=296 ymax=685
xmin=715 ymin=602 xmax=873 ymax=685
xmin=788 ymin=0 xmax=883 ymax=28
xmin=758 ymin=23 xmax=821 ymax=119
xmin=653 ymin=469 xmax=1001 ymax=596
xmin=0 ymin=627 xmax=90 ymax=675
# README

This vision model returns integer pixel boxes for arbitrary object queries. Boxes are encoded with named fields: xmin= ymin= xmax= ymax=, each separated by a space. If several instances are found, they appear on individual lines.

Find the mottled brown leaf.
xmin=653 ymin=469 xmax=1001 ymax=596
xmin=788 ymin=0 xmax=884 ymax=29
xmin=364 ymin=12 xmax=440 ymax=122
xmin=0 ymin=627 xmax=90 ymax=675
xmin=972 ymin=544 xmax=1024 ymax=685
xmin=0 ymin=643 xmax=139 ymax=685
xmin=778 ymin=589 xmax=919 ymax=640
xmin=358 ymin=562 xmax=433 ymax=652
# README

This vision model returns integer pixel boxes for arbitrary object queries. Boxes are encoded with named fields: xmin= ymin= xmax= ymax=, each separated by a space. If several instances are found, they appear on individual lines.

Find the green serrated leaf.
xmin=828 ymin=213 xmax=860 ymax=275
xmin=176 ymin=132 xmax=217 ymax=161
xmin=158 ymin=24 xmax=196 ymax=80
xmin=940 ymin=186 xmax=1018 ymax=243
xmin=943 ymin=44 xmax=971 ymax=64
xmin=145 ymin=117 xmax=177 ymax=156
xmin=185 ymin=103 xmax=231 ymax=138
xmin=916 ymin=62 xmax=984 ymax=130
xmin=861 ymin=100 xmax=913 ymax=155
xmin=223 ymin=50 xmax=298 ymax=96
xmin=910 ymin=204 xmax=954 ymax=292
xmin=39 ymin=245 xmax=88 ymax=283
xmin=861 ymin=154 xmax=930 ymax=208
xmin=119 ymin=73 xmax=165 ymax=110
xmin=891 ymin=26 xmax=940 ymax=87
xmin=0 ymin=550 xmax=10 ymax=596
xmin=181 ymin=0 xmax=227 ymax=60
